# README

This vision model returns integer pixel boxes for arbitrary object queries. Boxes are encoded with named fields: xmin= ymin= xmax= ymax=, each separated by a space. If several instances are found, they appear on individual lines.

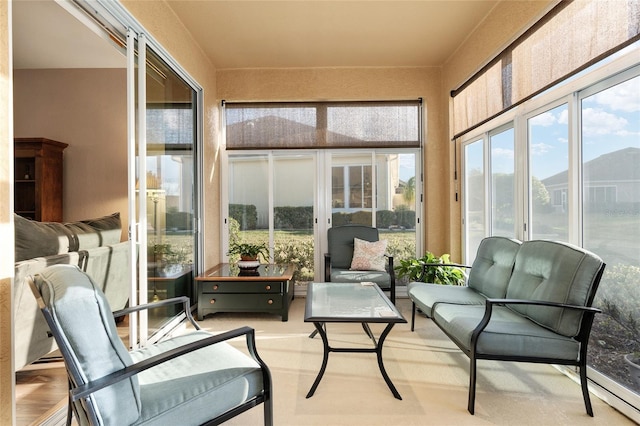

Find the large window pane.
xmin=583 ymin=76 xmax=640 ymax=395
xmin=528 ymin=104 xmax=569 ymax=240
xmin=464 ymin=140 xmax=485 ymax=260
xmin=490 ymin=127 xmax=515 ymax=237
xmin=274 ymin=155 xmax=315 ymax=283
xmin=228 ymin=155 xmax=269 ymax=259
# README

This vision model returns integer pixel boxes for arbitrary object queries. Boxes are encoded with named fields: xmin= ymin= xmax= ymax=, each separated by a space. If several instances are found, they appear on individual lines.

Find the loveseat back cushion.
xmin=14 ymin=213 xmax=73 ymax=261
xmin=467 ymin=236 xmax=521 ymax=298
xmin=505 ymin=240 xmax=605 ymax=337
xmin=35 ymin=264 xmax=141 ymax=425
xmin=65 ymin=212 xmax=122 ymax=251
xmin=328 ymin=225 xmax=380 ymax=269
xmin=82 ymin=242 xmax=131 ymax=311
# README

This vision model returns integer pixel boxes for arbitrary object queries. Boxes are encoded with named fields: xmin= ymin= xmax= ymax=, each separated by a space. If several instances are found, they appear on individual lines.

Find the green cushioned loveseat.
xmin=408 ymin=237 xmax=606 ymax=416
xmin=13 ymin=212 xmax=130 ymax=370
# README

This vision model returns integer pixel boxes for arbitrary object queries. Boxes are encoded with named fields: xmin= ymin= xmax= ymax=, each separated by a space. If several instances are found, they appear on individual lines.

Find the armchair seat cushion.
xmin=407 ymin=282 xmax=486 ymax=317
xmin=433 ymin=304 xmax=580 ymax=361
xmin=130 ymin=331 xmax=264 ymax=426
xmin=330 ymin=268 xmax=392 ymax=290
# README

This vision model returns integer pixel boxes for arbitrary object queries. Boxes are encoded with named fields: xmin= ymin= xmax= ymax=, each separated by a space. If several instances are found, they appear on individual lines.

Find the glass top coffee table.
xmin=304 ymin=282 xmax=406 ymax=399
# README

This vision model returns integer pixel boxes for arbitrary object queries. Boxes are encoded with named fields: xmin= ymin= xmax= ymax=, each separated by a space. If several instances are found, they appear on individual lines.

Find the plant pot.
xmin=624 ymin=353 xmax=640 ymax=389
xmin=237 ymin=258 xmax=260 ymax=270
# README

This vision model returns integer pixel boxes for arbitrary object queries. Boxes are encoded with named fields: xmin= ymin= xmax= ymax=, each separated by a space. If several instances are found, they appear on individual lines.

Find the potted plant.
xmin=395 ymin=251 xmax=466 ymax=285
xmin=228 ymin=242 xmax=268 ymax=260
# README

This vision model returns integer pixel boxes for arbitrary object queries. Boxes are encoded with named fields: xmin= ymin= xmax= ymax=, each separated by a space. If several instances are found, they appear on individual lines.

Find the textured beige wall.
xmin=0 ymin=1 xmax=14 ymax=423
xmin=442 ymin=0 xmax=553 ymax=260
xmin=121 ymin=0 xmax=220 ymax=268
xmin=218 ymin=66 xmax=450 ymax=254
xmin=13 ymin=69 xmax=128 ymax=235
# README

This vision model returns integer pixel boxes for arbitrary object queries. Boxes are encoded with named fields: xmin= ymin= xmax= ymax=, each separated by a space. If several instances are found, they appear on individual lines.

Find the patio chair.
xmin=29 ymin=264 xmax=272 ymax=426
xmin=324 ymin=224 xmax=396 ymax=304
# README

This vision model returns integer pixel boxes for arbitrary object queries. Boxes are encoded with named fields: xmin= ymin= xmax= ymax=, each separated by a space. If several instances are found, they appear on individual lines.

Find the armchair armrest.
xmin=471 ymin=298 xmax=602 ymax=348
xmin=72 ymin=326 xmax=263 ymax=401
xmin=113 ymin=296 xmax=200 ymax=329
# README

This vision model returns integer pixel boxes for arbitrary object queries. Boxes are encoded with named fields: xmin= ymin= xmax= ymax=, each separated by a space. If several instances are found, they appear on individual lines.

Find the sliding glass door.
xmin=141 ymin=47 xmax=197 ymax=335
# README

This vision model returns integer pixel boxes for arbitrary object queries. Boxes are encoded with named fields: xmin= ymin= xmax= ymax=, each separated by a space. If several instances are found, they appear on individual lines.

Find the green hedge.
xmin=275 ymin=206 xmax=314 ymax=229
xmin=229 ymin=204 xmax=258 ymax=230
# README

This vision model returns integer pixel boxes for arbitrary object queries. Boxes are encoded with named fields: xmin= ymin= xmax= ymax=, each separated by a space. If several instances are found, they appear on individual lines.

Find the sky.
xmin=490 ymin=75 xmax=640 ymax=180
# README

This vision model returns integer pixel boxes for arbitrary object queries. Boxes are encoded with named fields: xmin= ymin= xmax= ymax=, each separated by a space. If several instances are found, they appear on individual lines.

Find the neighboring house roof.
xmin=542 ymin=147 xmax=640 ymax=186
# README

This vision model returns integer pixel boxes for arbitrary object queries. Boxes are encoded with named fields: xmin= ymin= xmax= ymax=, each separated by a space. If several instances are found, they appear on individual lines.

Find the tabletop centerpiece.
xmin=227 ymin=242 xmax=268 ymax=270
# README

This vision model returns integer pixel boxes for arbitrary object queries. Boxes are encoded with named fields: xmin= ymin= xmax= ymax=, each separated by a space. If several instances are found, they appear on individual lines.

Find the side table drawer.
xmin=202 ymin=293 xmax=283 ymax=310
xmin=200 ymin=281 xmax=281 ymax=294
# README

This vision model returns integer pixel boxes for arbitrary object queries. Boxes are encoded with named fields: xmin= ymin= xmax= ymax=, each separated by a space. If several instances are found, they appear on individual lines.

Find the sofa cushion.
xmin=14 ymin=214 xmax=74 ymax=261
xmin=467 ymin=236 xmax=521 ymax=298
xmin=66 ymin=212 xmax=122 ymax=250
xmin=408 ymin=282 xmax=487 ymax=317
xmin=433 ymin=303 xmax=580 ymax=360
xmin=505 ymin=240 xmax=604 ymax=337
xmin=129 ymin=331 xmax=264 ymax=426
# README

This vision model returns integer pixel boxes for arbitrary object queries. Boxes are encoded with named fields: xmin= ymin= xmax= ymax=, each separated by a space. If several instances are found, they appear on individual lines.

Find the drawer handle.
xmin=267 ymin=299 xmax=273 ymax=305
xmin=213 ymin=285 xmax=219 ymax=291
xmin=265 ymin=285 xmax=271 ymax=290
xmin=210 ymin=299 xmax=216 ymax=304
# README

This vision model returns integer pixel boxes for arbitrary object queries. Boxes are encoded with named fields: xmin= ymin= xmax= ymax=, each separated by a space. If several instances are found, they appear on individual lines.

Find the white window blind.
xmin=225 ymin=100 xmax=421 ymax=150
xmin=452 ymin=0 xmax=640 ymax=139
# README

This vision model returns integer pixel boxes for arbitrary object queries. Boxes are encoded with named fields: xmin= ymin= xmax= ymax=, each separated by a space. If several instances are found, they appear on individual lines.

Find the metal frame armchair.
xmin=29 ymin=264 xmax=273 ymax=426
xmin=324 ymin=224 xmax=396 ymax=304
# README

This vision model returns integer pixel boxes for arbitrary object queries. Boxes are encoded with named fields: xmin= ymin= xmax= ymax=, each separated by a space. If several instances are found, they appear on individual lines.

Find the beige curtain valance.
xmin=452 ymin=0 xmax=640 ymax=140
xmin=224 ymin=100 xmax=422 ymax=150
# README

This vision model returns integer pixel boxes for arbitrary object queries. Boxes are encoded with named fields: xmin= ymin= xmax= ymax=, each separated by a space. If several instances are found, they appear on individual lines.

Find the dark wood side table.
xmin=196 ymin=263 xmax=295 ymax=321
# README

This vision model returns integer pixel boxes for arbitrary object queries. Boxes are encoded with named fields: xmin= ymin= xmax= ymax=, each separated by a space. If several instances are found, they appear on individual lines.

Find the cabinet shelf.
xmin=14 ymin=138 xmax=68 ymax=222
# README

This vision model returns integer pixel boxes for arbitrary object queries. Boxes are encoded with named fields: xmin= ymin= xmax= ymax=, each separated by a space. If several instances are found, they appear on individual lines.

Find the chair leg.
xmin=468 ymin=356 xmax=477 ymax=415
xmin=580 ymin=364 xmax=594 ymax=416
xmin=411 ymin=302 xmax=416 ymax=331
xmin=264 ymin=393 xmax=273 ymax=426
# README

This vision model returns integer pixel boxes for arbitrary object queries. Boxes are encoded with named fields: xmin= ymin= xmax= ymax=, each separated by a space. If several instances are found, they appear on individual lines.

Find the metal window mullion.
xmin=126 ymin=29 xmax=138 ymax=350
xmin=137 ymin=33 xmax=148 ymax=347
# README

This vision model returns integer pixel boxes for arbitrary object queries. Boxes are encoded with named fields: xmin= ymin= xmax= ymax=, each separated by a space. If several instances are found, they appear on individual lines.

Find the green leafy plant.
xmin=227 ymin=242 xmax=268 ymax=260
xmin=395 ymin=252 xmax=466 ymax=285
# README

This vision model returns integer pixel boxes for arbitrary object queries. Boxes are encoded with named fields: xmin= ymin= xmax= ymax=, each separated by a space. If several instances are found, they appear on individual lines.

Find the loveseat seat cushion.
xmin=505 ymin=240 xmax=604 ymax=337
xmin=466 ymin=236 xmax=521 ymax=298
xmin=408 ymin=282 xmax=487 ymax=317
xmin=129 ymin=331 xmax=265 ymax=426
xmin=433 ymin=303 xmax=580 ymax=360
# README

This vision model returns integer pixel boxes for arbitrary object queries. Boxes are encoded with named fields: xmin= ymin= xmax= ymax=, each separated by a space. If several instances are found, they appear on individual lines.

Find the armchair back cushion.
xmin=328 ymin=225 xmax=380 ymax=269
xmin=505 ymin=240 xmax=604 ymax=337
xmin=34 ymin=265 xmax=141 ymax=426
xmin=467 ymin=237 xmax=521 ymax=298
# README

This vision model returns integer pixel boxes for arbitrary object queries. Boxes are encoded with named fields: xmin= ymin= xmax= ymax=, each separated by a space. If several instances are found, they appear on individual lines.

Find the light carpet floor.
xmin=194 ymin=297 xmax=634 ymax=426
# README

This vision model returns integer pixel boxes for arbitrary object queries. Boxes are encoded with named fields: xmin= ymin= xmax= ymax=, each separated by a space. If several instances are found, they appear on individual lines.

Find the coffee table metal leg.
xmin=306 ymin=322 xmax=330 ymax=398
xmin=377 ymin=323 xmax=402 ymax=400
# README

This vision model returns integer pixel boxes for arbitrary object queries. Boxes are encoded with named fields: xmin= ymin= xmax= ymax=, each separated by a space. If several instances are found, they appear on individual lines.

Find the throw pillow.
xmin=350 ymin=237 xmax=388 ymax=272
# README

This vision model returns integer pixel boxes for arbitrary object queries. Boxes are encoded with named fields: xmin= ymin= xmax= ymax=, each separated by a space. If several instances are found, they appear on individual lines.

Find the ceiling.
xmin=13 ymin=0 xmax=501 ymax=70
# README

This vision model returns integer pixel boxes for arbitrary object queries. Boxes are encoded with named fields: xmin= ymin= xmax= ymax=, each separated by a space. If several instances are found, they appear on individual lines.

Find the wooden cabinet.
xmin=196 ymin=264 xmax=295 ymax=321
xmin=14 ymin=138 xmax=68 ymax=222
